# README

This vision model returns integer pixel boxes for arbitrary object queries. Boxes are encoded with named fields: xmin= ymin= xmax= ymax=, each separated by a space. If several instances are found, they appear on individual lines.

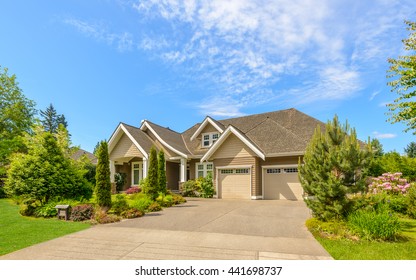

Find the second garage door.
xmin=263 ymin=167 xmax=303 ymax=200
xmin=218 ymin=168 xmax=251 ymax=199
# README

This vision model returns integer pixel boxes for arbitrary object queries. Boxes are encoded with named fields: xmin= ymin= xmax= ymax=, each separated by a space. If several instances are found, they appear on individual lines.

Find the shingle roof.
xmin=121 ymin=123 xmax=154 ymax=154
xmin=71 ymin=148 xmax=98 ymax=164
xmin=144 ymin=120 xmax=191 ymax=156
xmin=116 ymin=108 xmax=325 ymax=159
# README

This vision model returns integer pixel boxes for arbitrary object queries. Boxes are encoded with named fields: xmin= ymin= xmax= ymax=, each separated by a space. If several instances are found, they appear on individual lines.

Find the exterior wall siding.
xmin=200 ymin=123 xmax=219 ymax=134
xmin=211 ymin=134 xmax=257 ymax=159
xmin=110 ymin=133 xmax=143 ymax=160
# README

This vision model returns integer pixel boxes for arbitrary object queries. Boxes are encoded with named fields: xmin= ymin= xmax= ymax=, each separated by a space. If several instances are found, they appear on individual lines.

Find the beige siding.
xmin=213 ymin=157 xmax=257 ymax=197
xmin=262 ymin=156 xmax=302 ymax=166
xmin=110 ymin=133 xmax=143 ymax=160
xmin=200 ymin=123 xmax=219 ymax=134
xmin=211 ymin=134 xmax=257 ymax=159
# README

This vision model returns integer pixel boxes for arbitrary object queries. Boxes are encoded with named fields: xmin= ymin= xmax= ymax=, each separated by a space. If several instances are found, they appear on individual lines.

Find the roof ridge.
xmin=244 ymin=117 xmax=271 ymax=134
xmin=181 ymin=134 xmax=194 ymax=156
xmin=145 ymin=119 xmax=181 ymax=134
xmin=219 ymin=108 xmax=296 ymax=122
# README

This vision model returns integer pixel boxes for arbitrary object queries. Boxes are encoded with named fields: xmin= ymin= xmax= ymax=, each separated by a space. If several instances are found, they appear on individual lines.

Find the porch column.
xmin=180 ymin=158 xmax=187 ymax=183
xmin=109 ymin=160 xmax=115 ymax=183
xmin=143 ymin=158 xmax=148 ymax=178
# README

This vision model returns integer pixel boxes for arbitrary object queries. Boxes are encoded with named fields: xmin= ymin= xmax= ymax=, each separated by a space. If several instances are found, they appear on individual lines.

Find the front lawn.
xmin=312 ymin=218 xmax=416 ymax=260
xmin=0 ymin=199 xmax=90 ymax=256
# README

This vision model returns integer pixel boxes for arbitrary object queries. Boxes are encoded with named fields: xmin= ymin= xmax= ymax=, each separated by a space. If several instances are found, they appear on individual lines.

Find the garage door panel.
xmin=264 ymin=169 xmax=303 ymax=200
xmin=219 ymin=169 xmax=250 ymax=199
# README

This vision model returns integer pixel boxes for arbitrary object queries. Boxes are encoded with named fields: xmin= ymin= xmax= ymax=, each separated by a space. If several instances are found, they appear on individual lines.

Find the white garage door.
xmin=263 ymin=167 xmax=303 ymax=200
xmin=219 ymin=168 xmax=251 ymax=199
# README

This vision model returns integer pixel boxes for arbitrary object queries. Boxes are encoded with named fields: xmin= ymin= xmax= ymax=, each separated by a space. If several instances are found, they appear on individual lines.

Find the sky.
xmin=0 ymin=0 xmax=415 ymax=153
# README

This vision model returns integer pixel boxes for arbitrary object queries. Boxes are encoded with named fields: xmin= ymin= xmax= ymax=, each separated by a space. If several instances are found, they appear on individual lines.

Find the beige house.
xmin=108 ymin=108 xmax=325 ymax=200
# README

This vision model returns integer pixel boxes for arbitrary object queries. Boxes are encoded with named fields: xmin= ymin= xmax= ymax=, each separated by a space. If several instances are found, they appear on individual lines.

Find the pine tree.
xmin=405 ymin=142 xmax=416 ymax=158
xmin=157 ymin=150 xmax=167 ymax=194
xmin=40 ymin=103 xmax=68 ymax=133
xmin=299 ymin=115 xmax=372 ymax=221
xmin=95 ymin=141 xmax=112 ymax=210
xmin=144 ymin=146 xmax=158 ymax=199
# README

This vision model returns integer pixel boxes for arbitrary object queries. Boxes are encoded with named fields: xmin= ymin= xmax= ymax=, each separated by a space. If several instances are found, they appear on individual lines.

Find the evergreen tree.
xmin=5 ymin=126 xmax=92 ymax=203
xmin=298 ymin=115 xmax=372 ymax=221
xmin=405 ymin=142 xmax=416 ymax=158
xmin=157 ymin=150 xmax=167 ymax=194
xmin=40 ymin=103 xmax=68 ymax=133
xmin=144 ymin=146 xmax=158 ymax=199
xmin=95 ymin=141 xmax=112 ymax=210
xmin=371 ymin=138 xmax=384 ymax=158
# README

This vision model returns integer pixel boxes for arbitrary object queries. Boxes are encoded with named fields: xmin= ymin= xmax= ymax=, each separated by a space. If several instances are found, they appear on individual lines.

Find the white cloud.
xmin=373 ymin=131 xmax=397 ymax=139
xmin=63 ymin=18 xmax=134 ymax=52
xmin=369 ymin=90 xmax=380 ymax=101
xmin=66 ymin=1 xmax=413 ymax=117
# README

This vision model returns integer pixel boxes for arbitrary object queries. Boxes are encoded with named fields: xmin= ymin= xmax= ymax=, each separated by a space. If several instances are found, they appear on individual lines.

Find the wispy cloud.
xmin=370 ymin=90 xmax=380 ymax=101
xmin=373 ymin=131 xmax=397 ymax=139
xmin=63 ymin=18 xmax=133 ymax=52
xmin=128 ymin=0 xmax=412 ymax=116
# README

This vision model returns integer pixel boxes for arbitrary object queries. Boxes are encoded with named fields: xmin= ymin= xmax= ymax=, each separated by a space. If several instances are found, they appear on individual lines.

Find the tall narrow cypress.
xmin=145 ymin=146 xmax=158 ymax=199
xmin=95 ymin=141 xmax=112 ymax=211
xmin=158 ymin=150 xmax=167 ymax=194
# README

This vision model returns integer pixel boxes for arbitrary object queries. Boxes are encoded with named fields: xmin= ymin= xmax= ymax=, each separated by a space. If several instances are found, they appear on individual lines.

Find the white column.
xmin=142 ymin=158 xmax=148 ymax=178
xmin=109 ymin=160 xmax=115 ymax=183
xmin=180 ymin=158 xmax=187 ymax=182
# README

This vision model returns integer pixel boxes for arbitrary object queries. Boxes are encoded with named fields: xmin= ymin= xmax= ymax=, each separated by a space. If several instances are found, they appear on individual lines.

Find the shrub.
xmin=408 ymin=183 xmax=416 ymax=218
xmin=114 ymin=172 xmax=127 ymax=193
xmin=34 ymin=201 xmax=58 ymax=218
xmin=172 ymin=193 xmax=186 ymax=205
xmin=70 ymin=204 xmax=94 ymax=221
xmin=0 ymin=186 xmax=6 ymax=198
xmin=147 ymin=201 xmax=162 ymax=212
xmin=121 ymin=208 xmax=144 ymax=219
xmin=130 ymin=195 xmax=153 ymax=212
xmin=126 ymin=186 xmax=141 ymax=194
xmin=144 ymin=147 xmax=158 ymax=199
xmin=347 ymin=208 xmax=401 ymax=241
xmin=200 ymin=172 xmax=215 ymax=198
xmin=305 ymin=218 xmax=350 ymax=240
xmin=19 ymin=198 xmax=41 ymax=216
xmin=156 ymin=193 xmax=174 ymax=207
xmin=369 ymin=172 xmax=411 ymax=195
xmin=182 ymin=180 xmax=199 ymax=197
xmin=94 ymin=210 xmax=121 ymax=224
xmin=110 ymin=194 xmax=129 ymax=215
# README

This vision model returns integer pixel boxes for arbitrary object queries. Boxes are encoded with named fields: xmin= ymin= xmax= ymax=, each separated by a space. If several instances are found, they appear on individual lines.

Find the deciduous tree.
xmin=0 ymin=66 xmax=36 ymax=177
xmin=387 ymin=20 xmax=416 ymax=133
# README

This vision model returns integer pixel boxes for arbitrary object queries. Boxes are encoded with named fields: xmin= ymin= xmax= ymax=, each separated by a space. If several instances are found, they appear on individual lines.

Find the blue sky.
xmin=1 ymin=0 xmax=415 ymax=153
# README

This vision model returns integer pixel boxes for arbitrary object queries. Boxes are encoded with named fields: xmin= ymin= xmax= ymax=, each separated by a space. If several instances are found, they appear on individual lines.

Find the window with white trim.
xmin=131 ymin=162 xmax=143 ymax=185
xmin=201 ymin=132 xmax=220 ymax=148
xmin=220 ymin=168 xmax=250 ymax=175
xmin=266 ymin=168 xmax=281 ymax=174
xmin=196 ymin=162 xmax=214 ymax=178
xmin=283 ymin=168 xmax=298 ymax=173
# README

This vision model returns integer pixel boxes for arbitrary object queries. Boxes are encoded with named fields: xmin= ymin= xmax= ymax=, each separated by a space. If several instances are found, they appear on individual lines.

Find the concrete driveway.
xmin=0 ymin=198 xmax=332 ymax=260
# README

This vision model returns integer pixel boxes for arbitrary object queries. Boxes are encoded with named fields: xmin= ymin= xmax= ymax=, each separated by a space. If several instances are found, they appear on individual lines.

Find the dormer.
xmin=190 ymin=116 xmax=225 ymax=148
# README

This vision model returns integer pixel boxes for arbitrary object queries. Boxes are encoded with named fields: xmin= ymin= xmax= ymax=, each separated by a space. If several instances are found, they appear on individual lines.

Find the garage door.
xmin=263 ymin=167 xmax=303 ymax=200
xmin=219 ymin=168 xmax=251 ymax=199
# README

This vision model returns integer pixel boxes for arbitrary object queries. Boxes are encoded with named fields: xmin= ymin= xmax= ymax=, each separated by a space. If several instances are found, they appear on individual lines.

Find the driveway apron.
xmin=0 ymin=198 xmax=332 ymax=260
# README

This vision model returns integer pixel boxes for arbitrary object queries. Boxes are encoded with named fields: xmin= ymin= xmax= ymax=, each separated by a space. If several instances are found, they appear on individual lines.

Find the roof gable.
xmin=190 ymin=116 xmax=225 ymax=141
xmin=140 ymin=120 xmax=189 ymax=158
xmin=108 ymin=123 xmax=151 ymax=159
xmin=201 ymin=125 xmax=265 ymax=162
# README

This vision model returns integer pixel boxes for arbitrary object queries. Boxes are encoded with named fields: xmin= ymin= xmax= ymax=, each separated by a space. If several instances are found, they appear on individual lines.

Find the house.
xmin=108 ymin=108 xmax=325 ymax=200
xmin=71 ymin=148 xmax=98 ymax=165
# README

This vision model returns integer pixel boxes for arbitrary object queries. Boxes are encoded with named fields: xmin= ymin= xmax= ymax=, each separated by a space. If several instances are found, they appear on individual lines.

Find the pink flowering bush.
xmin=369 ymin=172 xmax=411 ymax=195
xmin=125 ymin=186 xmax=141 ymax=194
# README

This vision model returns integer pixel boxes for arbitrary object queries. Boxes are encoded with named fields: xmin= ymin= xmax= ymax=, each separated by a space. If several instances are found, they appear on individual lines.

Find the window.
xmin=283 ymin=168 xmax=298 ymax=173
xmin=266 ymin=168 xmax=281 ymax=174
xmin=235 ymin=168 xmax=249 ymax=174
xmin=220 ymin=169 xmax=234 ymax=174
xmin=196 ymin=162 xmax=214 ymax=178
xmin=131 ymin=162 xmax=143 ymax=185
xmin=202 ymin=132 xmax=220 ymax=148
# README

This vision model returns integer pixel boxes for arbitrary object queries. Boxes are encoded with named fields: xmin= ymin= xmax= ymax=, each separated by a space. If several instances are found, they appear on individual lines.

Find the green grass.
xmin=313 ymin=218 xmax=416 ymax=260
xmin=0 ymin=199 xmax=91 ymax=256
